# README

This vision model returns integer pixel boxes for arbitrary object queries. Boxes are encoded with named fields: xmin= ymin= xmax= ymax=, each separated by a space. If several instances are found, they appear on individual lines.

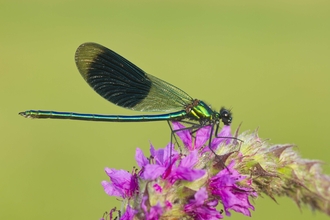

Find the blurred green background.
xmin=1 ymin=0 xmax=330 ymax=219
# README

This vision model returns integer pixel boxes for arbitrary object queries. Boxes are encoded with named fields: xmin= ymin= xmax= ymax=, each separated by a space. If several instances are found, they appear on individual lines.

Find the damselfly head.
xmin=219 ymin=107 xmax=232 ymax=125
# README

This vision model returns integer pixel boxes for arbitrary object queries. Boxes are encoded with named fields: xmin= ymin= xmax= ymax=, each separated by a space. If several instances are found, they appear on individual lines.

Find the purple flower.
xmin=172 ymin=121 xmax=211 ymax=151
xmin=101 ymin=121 xmax=330 ymax=219
xmin=172 ymin=122 xmax=233 ymax=153
xmin=136 ymin=143 xmax=178 ymax=180
xmin=166 ymin=150 xmax=206 ymax=184
xmin=184 ymin=187 xmax=223 ymax=220
xmin=101 ymin=123 xmax=262 ymax=219
xmin=136 ymin=143 xmax=205 ymax=183
xmin=210 ymin=161 xmax=256 ymax=217
xmin=101 ymin=168 xmax=138 ymax=199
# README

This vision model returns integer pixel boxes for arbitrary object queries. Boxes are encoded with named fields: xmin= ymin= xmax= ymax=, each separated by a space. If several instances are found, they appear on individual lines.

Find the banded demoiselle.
xmin=19 ymin=43 xmax=233 ymax=147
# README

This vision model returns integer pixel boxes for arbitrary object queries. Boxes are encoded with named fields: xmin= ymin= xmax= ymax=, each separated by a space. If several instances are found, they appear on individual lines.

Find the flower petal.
xmin=141 ymin=164 xmax=166 ymax=180
xmin=101 ymin=181 xmax=123 ymax=197
xmin=135 ymin=148 xmax=149 ymax=168
xmin=210 ymin=161 xmax=255 ymax=217
xmin=172 ymin=121 xmax=192 ymax=149
xmin=184 ymin=187 xmax=223 ymax=220
xmin=105 ymin=168 xmax=132 ymax=190
xmin=172 ymin=167 xmax=206 ymax=182
xmin=195 ymin=125 xmax=211 ymax=150
xmin=180 ymin=150 xmax=198 ymax=168
xmin=211 ymin=125 xmax=232 ymax=150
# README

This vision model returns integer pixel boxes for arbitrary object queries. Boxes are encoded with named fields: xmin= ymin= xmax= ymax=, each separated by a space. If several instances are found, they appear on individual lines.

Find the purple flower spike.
xmin=194 ymin=125 xmax=212 ymax=150
xmin=184 ymin=187 xmax=223 ymax=220
xmin=210 ymin=161 xmax=256 ymax=217
xmin=101 ymin=168 xmax=138 ymax=199
xmin=102 ymin=122 xmax=330 ymax=219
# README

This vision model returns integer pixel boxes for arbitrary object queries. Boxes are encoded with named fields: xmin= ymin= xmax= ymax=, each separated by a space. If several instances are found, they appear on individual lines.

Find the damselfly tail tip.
xmin=19 ymin=111 xmax=28 ymax=118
